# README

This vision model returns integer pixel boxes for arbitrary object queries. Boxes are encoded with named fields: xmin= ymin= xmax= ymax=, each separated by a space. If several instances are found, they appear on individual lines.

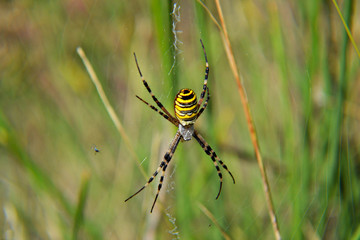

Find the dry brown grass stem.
xmin=209 ymin=1 xmax=282 ymax=239
xmin=198 ymin=203 xmax=232 ymax=240
xmin=76 ymin=47 xmax=147 ymax=178
xmin=332 ymin=0 xmax=360 ymax=59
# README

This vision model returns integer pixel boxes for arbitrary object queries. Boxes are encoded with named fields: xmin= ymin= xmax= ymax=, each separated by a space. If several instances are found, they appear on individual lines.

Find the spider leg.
xmin=125 ymin=131 xmax=182 ymax=213
xmin=150 ymin=131 xmax=181 ymax=212
xmin=133 ymin=53 xmax=177 ymax=122
xmin=196 ymin=86 xmax=210 ymax=119
xmin=193 ymin=130 xmax=235 ymax=199
xmin=197 ymin=39 xmax=209 ymax=108
xmin=124 ymin=163 xmax=162 ymax=202
xmin=136 ymin=95 xmax=179 ymax=126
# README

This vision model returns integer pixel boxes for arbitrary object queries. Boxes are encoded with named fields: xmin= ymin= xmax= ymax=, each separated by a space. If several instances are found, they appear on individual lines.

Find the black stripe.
xmin=179 ymin=93 xmax=196 ymax=100
xmin=175 ymin=99 xmax=198 ymax=107
xmin=155 ymin=100 xmax=164 ymax=108
xmin=175 ymin=114 xmax=197 ymax=122
xmin=193 ymin=134 xmax=204 ymax=147
xmin=143 ymin=81 xmax=151 ymax=91
xmin=176 ymin=108 xmax=198 ymax=115
xmin=205 ymin=145 xmax=211 ymax=155
xmin=200 ymin=86 xmax=207 ymax=98
xmin=164 ymin=153 xmax=171 ymax=162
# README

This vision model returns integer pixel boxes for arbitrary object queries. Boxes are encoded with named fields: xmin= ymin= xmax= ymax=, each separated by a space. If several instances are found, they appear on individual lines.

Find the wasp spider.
xmin=125 ymin=40 xmax=235 ymax=212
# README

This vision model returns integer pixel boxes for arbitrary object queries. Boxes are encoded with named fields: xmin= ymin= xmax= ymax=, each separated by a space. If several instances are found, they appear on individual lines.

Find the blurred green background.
xmin=1 ymin=0 xmax=360 ymax=239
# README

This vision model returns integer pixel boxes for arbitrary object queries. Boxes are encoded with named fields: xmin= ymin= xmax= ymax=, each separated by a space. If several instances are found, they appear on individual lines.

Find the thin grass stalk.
xmin=327 ymin=0 xmax=353 ymax=210
xmin=0 ymin=113 xmax=103 ymax=238
xmin=198 ymin=203 xmax=232 ymax=240
xmin=323 ymin=0 xmax=354 ymax=238
xmin=332 ymin=0 xmax=360 ymax=59
xmin=213 ymin=1 xmax=281 ymax=239
xmin=76 ymin=47 xmax=146 ymax=178
xmin=0 ymin=112 xmax=73 ymax=216
xmin=351 ymin=226 xmax=360 ymax=240
xmin=72 ymin=171 xmax=91 ymax=240
xmin=195 ymin=4 xmax=227 ymax=239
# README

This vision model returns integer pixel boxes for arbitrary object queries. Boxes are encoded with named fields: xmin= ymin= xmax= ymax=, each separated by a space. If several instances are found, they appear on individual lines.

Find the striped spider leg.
xmin=125 ymin=39 xmax=234 ymax=212
xmin=125 ymin=131 xmax=182 ymax=213
xmin=133 ymin=52 xmax=178 ymax=125
xmin=135 ymin=95 xmax=179 ymax=127
xmin=196 ymin=39 xmax=209 ymax=109
xmin=196 ymin=85 xmax=210 ymax=119
xmin=192 ymin=130 xmax=235 ymax=199
xmin=125 ymin=53 xmax=180 ymax=213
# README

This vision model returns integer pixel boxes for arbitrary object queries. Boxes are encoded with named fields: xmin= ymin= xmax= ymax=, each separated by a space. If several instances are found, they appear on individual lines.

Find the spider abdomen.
xmin=174 ymin=88 xmax=199 ymax=126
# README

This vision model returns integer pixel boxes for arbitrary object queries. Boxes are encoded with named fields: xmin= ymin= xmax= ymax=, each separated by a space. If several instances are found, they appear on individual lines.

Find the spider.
xmin=125 ymin=40 xmax=235 ymax=213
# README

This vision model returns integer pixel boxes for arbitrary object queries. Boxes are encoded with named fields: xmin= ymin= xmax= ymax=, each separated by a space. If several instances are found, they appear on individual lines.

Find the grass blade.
xmin=72 ymin=171 xmax=91 ymax=240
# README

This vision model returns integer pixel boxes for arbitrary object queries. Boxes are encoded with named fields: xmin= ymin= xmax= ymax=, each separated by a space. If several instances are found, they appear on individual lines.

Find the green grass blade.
xmin=72 ymin=172 xmax=91 ymax=240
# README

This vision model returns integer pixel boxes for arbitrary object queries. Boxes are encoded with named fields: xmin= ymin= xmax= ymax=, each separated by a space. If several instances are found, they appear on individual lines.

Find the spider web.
xmin=165 ymin=164 xmax=180 ymax=240
xmin=168 ymin=2 xmax=183 ymax=76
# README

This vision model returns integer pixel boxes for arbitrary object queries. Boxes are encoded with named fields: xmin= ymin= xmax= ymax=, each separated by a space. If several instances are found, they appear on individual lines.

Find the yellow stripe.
xmin=180 ymin=89 xmax=193 ymax=96
xmin=174 ymin=103 xmax=198 ymax=112
xmin=176 ymin=95 xmax=196 ymax=104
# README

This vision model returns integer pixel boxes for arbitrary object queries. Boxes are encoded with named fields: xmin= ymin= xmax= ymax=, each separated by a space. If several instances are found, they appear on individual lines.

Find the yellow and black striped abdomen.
xmin=174 ymin=88 xmax=199 ymax=126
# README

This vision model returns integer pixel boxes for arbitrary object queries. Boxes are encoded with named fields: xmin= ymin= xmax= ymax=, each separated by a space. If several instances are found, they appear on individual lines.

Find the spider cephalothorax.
xmin=125 ymin=40 xmax=235 ymax=213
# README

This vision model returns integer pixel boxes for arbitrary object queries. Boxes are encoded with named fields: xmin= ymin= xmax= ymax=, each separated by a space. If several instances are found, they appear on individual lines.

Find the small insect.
xmin=92 ymin=145 xmax=100 ymax=154
xmin=125 ymin=40 xmax=235 ymax=212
